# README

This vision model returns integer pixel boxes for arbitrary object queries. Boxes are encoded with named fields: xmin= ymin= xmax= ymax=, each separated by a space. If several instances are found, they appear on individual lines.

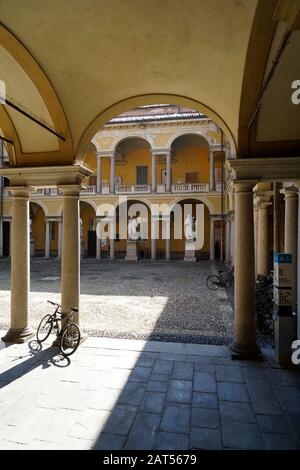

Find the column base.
xmin=1 ymin=326 xmax=35 ymax=344
xmin=230 ymin=341 xmax=262 ymax=361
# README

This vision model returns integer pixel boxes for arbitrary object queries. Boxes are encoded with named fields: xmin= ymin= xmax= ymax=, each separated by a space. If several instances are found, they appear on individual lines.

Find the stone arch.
xmin=29 ymin=199 xmax=48 ymax=216
xmin=79 ymin=198 xmax=97 ymax=213
xmin=75 ymin=94 xmax=237 ymax=163
xmin=0 ymin=23 xmax=73 ymax=165
xmin=170 ymin=195 xmax=215 ymax=215
xmin=167 ymin=131 xmax=212 ymax=150
xmin=112 ymin=135 xmax=153 ymax=152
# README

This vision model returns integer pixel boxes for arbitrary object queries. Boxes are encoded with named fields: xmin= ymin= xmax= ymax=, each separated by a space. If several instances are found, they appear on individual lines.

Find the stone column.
xmin=110 ymin=154 xmax=115 ymax=194
xmin=152 ymin=152 xmax=156 ymax=193
xmin=257 ymin=198 xmax=271 ymax=276
xmin=2 ymin=187 xmax=34 ymax=343
xmin=166 ymin=152 xmax=171 ymax=192
xmin=45 ymin=219 xmax=50 ymax=258
xmin=109 ymin=217 xmax=115 ymax=259
xmin=165 ymin=238 xmax=170 ymax=260
xmin=253 ymin=205 xmax=258 ymax=277
xmin=209 ymin=150 xmax=215 ymax=191
xmin=96 ymin=223 xmax=101 ymax=259
xmin=225 ymin=217 xmax=230 ymax=264
xmin=151 ymin=238 xmax=156 ymax=261
xmin=230 ymin=215 xmax=235 ymax=267
xmin=151 ymin=215 xmax=157 ymax=260
xmin=60 ymin=186 xmax=80 ymax=324
xmin=273 ymin=182 xmax=282 ymax=254
xmin=210 ymin=219 xmax=215 ymax=260
xmin=57 ymin=219 xmax=62 ymax=259
xmin=282 ymin=186 xmax=298 ymax=310
xmin=96 ymin=155 xmax=102 ymax=194
xmin=231 ymin=182 xmax=259 ymax=357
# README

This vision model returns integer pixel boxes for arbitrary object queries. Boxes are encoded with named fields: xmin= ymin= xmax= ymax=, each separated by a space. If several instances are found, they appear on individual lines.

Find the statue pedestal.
xmin=125 ymin=240 xmax=138 ymax=261
xmin=30 ymin=239 xmax=35 ymax=257
xmin=184 ymin=240 xmax=196 ymax=262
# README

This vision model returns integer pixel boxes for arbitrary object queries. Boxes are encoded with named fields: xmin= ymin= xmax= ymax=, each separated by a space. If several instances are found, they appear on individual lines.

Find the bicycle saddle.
xmin=71 ymin=307 xmax=79 ymax=313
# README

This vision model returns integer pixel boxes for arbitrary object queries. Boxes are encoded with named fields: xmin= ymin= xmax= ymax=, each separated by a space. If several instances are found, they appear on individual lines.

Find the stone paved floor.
xmin=0 ymin=334 xmax=300 ymax=450
xmin=0 ymin=258 xmax=233 ymax=344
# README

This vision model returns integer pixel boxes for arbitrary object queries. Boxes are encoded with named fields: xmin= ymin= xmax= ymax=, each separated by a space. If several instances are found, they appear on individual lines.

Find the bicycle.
xmin=206 ymin=266 xmax=234 ymax=290
xmin=36 ymin=300 xmax=81 ymax=357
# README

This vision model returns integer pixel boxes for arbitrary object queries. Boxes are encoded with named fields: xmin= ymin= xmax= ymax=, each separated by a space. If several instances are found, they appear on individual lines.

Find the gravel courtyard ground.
xmin=0 ymin=258 xmax=234 ymax=345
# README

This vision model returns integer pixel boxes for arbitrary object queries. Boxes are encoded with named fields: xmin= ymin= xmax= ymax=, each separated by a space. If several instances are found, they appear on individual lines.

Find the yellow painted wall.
xmin=83 ymin=144 xmax=211 ymax=187
xmin=172 ymin=146 xmax=209 ymax=184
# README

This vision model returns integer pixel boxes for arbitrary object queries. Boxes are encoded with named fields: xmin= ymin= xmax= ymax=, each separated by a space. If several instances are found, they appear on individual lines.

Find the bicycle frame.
xmin=47 ymin=304 xmax=73 ymax=338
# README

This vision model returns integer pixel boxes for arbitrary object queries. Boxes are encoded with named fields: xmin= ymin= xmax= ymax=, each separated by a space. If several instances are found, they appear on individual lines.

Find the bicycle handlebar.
xmin=47 ymin=300 xmax=61 ymax=307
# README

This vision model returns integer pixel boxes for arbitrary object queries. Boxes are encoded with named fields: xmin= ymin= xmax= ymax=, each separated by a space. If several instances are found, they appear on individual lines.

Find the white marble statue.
xmin=184 ymin=214 xmax=193 ymax=240
xmin=128 ymin=216 xmax=139 ymax=241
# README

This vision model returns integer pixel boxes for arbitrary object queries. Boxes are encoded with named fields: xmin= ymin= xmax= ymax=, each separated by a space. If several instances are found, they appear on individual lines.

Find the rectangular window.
xmin=136 ymin=166 xmax=148 ymax=185
xmin=185 ymin=172 xmax=198 ymax=183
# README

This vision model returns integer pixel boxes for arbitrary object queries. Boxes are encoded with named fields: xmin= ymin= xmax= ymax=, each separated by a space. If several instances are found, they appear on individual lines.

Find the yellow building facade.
xmin=1 ymin=106 xmax=232 ymax=262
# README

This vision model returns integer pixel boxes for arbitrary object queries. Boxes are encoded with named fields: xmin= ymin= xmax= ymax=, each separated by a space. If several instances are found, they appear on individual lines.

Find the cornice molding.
xmin=228 ymin=157 xmax=300 ymax=181
xmin=0 ymin=165 xmax=92 ymax=188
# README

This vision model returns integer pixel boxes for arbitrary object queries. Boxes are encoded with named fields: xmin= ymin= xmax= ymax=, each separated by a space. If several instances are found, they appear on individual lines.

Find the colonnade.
xmin=1 ymin=163 xmax=300 ymax=360
xmin=95 ymin=145 xmax=219 ymax=194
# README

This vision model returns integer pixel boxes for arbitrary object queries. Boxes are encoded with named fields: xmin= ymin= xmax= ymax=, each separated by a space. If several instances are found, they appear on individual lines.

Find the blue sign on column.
xmin=274 ymin=254 xmax=292 ymax=264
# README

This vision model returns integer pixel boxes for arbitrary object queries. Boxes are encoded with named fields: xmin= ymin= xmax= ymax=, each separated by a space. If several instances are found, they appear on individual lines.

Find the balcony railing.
xmin=172 ymin=183 xmax=209 ymax=193
xmin=115 ymin=184 xmax=151 ymax=194
xmin=80 ymin=185 xmax=96 ymax=195
xmin=2 ymin=181 xmax=224 ymax=198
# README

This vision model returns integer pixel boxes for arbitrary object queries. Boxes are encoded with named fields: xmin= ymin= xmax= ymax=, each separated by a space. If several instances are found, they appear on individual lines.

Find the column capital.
xmin=9 ymin=186 xmax=34 ymax=198
xmin=58 ymin=184 xmax=81 ymax=197
xmin=96 ymin=151 xmax=114 ymax=158
xmin=45 ymin=216 xmax=62 ymax=222
xmin=151 ymin=148 xmax=170 ymax=157
xmin=0 ymin=165 xmax=92 ymax=187
xmin=209 ymin=144 xmax=222 ymax=153
xmin=233 ymin=180 xmax=257 ymax=193
xmin=254 ymin=190 xmax=273 ymax=208
xmin=280 ymin=185 xmax=298 ymax=199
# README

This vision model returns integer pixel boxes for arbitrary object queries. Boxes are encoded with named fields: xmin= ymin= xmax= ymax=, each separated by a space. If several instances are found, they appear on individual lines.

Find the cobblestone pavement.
xmin=0 ymin=335 xmax=299 ymax=450
xmin=0 ymin=258 xmax=234 ymax=345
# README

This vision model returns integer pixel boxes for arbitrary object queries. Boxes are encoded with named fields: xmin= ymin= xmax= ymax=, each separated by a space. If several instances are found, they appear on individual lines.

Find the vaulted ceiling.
xmin=0 ymin=0 xmax=299 ymax=167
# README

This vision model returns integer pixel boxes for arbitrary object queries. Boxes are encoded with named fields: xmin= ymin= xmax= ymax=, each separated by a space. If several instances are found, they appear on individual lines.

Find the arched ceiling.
xmin=0 ymin=0 xmax=299 ymax=167
xmin=171 ymin=134 xmax=209 ymax=151
xmin=239 ymin=0 xmax=300 ymax=157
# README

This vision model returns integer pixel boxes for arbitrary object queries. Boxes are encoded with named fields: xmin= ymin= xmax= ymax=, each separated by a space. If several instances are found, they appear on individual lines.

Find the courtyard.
xmin=0 ymin=334 xmax=300 ymax=450
xmin=0 ymin=259 xmax=234 ymax=345
xmin=0 ymin=260 xmax=300 ymax=450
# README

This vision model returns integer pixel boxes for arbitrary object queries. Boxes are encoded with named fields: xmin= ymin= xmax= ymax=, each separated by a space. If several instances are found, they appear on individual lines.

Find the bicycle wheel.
xmin=36 ymin=314 xmax=53 ymax=342
xmin=206 ymin=275 xmax=221 ymax=290
xmin=60 ymin=323 xmax=81 ymax=357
